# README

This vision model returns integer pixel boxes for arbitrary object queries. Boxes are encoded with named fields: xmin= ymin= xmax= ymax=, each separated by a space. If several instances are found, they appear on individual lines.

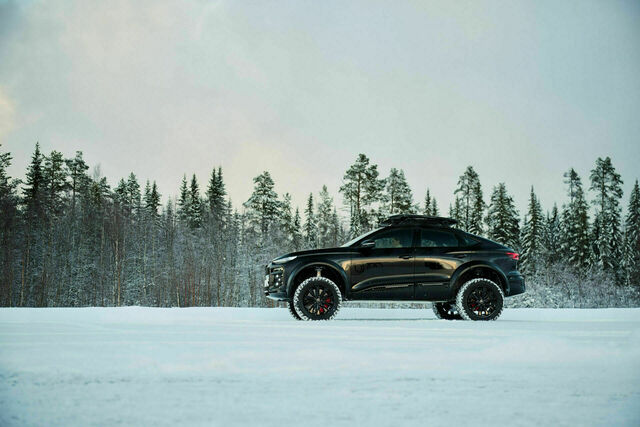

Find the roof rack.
xmin=379 ymin=214 xmax=458 ymax=227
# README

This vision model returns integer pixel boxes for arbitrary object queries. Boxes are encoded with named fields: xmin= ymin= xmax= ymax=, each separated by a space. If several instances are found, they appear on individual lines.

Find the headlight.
xmin=273 ymin=255 xmax=297 ymax=264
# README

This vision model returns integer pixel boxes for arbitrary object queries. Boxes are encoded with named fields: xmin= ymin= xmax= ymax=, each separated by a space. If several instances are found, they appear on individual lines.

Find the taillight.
xmin=506 ymin=252 xmax=520 ymax=261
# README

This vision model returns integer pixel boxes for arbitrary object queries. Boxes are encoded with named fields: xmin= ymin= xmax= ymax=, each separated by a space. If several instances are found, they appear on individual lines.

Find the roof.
xmin=379 ymin=214 xmax=458 ymax=227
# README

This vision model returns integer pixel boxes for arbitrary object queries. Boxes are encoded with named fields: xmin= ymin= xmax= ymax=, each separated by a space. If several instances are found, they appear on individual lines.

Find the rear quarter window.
xmin=419 ymin=229 xmax=459 ymax=247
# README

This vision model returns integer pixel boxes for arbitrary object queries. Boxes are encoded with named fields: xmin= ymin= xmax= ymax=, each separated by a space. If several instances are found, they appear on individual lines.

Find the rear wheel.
xmin=293 ymin=277 xmax=342 ymax=321
xmin=456 ymin=278 xmax=504 ymax=321
xmin=432 ymin=302 xmax=462 ymax=320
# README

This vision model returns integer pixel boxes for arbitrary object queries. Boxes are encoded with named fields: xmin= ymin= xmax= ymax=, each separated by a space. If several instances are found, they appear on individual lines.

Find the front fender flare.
xmin=286 ymin=260 xmax=349 ymax=297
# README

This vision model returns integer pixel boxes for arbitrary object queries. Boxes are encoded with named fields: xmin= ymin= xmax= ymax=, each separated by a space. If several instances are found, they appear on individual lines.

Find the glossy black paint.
xmin=264 ymin=222 xmax=525 ymax=303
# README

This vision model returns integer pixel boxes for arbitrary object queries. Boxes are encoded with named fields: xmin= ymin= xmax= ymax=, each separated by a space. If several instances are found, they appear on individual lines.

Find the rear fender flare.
xmin=449 ymin=261 xmax=509 ymax=295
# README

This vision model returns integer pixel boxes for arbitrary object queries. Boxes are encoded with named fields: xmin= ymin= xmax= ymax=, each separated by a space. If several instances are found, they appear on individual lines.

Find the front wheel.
xmin=432 ymin=302 xmax=462 ymax=320
xmin=293 ymin=277 xmax=342 ymax=321
xmin=288 ymin=300 xmax=302 ymax=320
xmin=455 ymin=278 xmax=504 ymax=321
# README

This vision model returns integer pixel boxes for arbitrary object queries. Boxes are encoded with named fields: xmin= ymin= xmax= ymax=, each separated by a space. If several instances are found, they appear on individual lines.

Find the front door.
xmin=349 ymin=227 xmax=416 ymax=300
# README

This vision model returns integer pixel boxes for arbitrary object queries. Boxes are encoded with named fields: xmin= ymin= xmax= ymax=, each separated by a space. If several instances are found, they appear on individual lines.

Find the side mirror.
xmin=360 ymin=239 xmax=375 ymax=249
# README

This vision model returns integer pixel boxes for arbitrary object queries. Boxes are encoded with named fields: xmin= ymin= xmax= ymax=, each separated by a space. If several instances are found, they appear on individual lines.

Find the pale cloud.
xmin=0 ymin=87 xmax=15 ymax=144
xmin=1 ymin=0 xmax=639 ymax=213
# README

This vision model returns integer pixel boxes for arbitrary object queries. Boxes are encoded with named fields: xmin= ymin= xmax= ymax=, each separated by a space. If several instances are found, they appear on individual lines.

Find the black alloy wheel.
xmin=293 ymin=277 xmax=342 ymax=321
xmin=432 ymin=301 xmax=462 ymax=320
xmin=456 ymin=278 xmax=504 ymax=321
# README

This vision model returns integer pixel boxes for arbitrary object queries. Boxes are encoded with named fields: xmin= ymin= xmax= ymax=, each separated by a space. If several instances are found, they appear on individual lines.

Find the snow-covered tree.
xmin=303 ymin=193 xmax=317 ymax=248
xmin=292 ymin=208 xmax=303 ymax=251
xmin=279 ymin=193 xmax=296 ymax=250
xmin=206 ymin=167 xmax=227 ymax=222
xmin=177 ymin=175 xmax=189 ymax=223
xmin=317 ymin=185 xmax=334 ymax=248
xmin=485 ymin=183 xmax=520 ymax=249
xmin=384 ymin=168 xmax=413 ymax=215
xmin=624 ymin=180 xmax=640 ymax=285
xmin=449 ymin=196 xmax=462 ymax=224
xmin=144 ymin=181 xmax=161 ymax=219
xmin=339 ymin=154 xmax=385 ymax=236
xmin=561 ymin=168 xmax=591 ymax=268
xmin=589 ymin=157 xmax=623 ymax=272
xmin=521 ymin=187 xmax=545 ymax=271
xmin=455 ymin=166 xmax=485 ymax=235
xmin=244 ymin=171 xmax=280 ymax=237
xmin=542 ymin=204 xmax=562 ymax=265
xmin=187 ymin=174 xmax=203 ymax=229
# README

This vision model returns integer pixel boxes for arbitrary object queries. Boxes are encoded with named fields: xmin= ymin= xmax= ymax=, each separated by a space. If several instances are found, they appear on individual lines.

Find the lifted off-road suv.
xmin=265 ymin=215 xmax=525 ymax=321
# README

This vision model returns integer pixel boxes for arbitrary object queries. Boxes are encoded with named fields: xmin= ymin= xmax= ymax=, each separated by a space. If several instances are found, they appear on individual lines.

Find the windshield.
xmin=341 ymin=227 xmax=383 ymax=247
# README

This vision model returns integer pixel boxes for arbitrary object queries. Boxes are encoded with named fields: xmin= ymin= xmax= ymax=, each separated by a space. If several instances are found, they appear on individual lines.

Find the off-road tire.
xmin=456 ymin=278 xmax=504 ymax=321
xmin=432 ymin=302 xmax=462 ymax=320
xmin=293 ymin=277 xmax=342 ymax=321
xmin=288 ymin=300 xmax=302 ymax=320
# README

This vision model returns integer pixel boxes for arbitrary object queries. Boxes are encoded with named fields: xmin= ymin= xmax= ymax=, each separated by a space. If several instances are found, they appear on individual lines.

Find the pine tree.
xmin=542 ymin=204 xmax=562 ymax=265
xmin=43 ymin=150 xmax=68 ymax=217
xmin=455 ymin=166 xmax=485 ymax=235
xmin=244 ymin=171 xmax=280 ymax=237
xmin=449 ymin=197 xmax=462 ymax=223
xmin=65 ymin=151 xmax=89 ymax=215
xmin=384 ymin=168 xmax=413 ymax=215
xmin=521 ymin=186 xmax=545 ymax=270
xmin=589 ymin=157 xmax=623 ymax=271
xmin=339 ymin=154 xmax=384 ymax=236
xmin=304 ymin=193 xmax=317 ymax=248
xmin=126 ymin=173 xmax=141 ymax=218
xmin=292 ymin=208 xmax=303 ymax=251
xmin=485 ymin=183 xmax=520 ymax=249
xmin=562 ymin=168 xmax=591 ymax=268
xmin=423 ymin=189 xmax=433 ymax=215
xmin=206 ymin=166 xmax=227 ymax=222
xmin=178 ymin=175 xmax=190 ymax=223
xmin=23 ymin=143 xmax=45 ymax=220
xmin=431 ymin=199 xmax=439 ymax=216
xmin=0 ymin=145 xmax=19 ymax=306
xmin=624 ymin=180 xmax=640 ymax=285
xmin=187 ymin=174 xmax=202 ymax=228
xmin=144 ymin=181 xmax=161 ymax=219
xmin=317 ymin=185 xmax=334 ymax=247
xmin=279 ymin=193 xmax=296 ymax=250
xmin=330 ymin=207 xmax=342 ymax=247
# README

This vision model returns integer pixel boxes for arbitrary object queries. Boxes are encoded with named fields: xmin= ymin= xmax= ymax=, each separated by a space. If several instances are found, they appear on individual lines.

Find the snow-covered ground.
xmin=1 ymin=307 xmax=639 ymax=427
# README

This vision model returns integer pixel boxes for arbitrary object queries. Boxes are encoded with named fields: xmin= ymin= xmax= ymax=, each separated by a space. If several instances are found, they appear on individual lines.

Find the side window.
xmin=419 ymin=229 xmax=459 ymax=248
xmin=457 ymin=233 xmax=479 ymax=247
xmin=371 ymin=229 xmax=414 ymax=249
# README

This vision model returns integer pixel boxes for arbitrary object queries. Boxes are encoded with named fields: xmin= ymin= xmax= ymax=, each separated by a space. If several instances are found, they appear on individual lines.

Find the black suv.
xmin=265 ymin=215 xmax=525 ymax=321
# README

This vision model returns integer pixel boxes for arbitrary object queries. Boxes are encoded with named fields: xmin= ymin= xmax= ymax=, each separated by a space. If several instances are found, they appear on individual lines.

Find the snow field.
xmin=1 ymin=307 xmax=639 ymax=426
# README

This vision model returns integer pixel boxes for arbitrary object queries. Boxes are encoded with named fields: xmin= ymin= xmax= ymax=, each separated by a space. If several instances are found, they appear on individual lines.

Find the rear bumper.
xmin=506 ymin=271 xmax=525 ymax=296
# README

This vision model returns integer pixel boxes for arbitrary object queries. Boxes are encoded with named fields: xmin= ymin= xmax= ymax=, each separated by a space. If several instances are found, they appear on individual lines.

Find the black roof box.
xmin=380 ymin=214 xmax=458 ymax=227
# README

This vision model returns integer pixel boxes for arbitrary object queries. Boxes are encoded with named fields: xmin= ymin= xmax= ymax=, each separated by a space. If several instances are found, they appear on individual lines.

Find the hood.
xmin=274 ymin=246 xmax=356 ymax=261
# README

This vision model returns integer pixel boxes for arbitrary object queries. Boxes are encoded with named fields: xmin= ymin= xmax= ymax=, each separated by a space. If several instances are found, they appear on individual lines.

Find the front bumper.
xmin=506 ymin=271 xmax=525 ymax=296
xmin=264 ymin=264 xmax=289 ymax=300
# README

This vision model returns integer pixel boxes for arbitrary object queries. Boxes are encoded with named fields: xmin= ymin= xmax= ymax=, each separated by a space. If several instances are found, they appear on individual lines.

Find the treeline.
xmin=0 ymin=146 xmax=639 ymax=308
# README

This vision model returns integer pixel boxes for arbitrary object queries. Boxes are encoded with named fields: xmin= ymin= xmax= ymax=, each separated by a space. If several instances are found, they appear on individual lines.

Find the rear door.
xmin=414 ymin=227 xmax=468 ymax=300
xmin=349 ymin=227 xmax=416 ymax=300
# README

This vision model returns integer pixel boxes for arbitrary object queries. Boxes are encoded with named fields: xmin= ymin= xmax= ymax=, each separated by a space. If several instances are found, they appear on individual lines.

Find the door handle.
xmin=399 ymin=255 xmax=413 ymax=259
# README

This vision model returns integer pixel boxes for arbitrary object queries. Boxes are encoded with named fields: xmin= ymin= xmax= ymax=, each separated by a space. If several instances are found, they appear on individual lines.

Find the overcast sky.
xmin=1 ymin=0 xmax=639 ymax=216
